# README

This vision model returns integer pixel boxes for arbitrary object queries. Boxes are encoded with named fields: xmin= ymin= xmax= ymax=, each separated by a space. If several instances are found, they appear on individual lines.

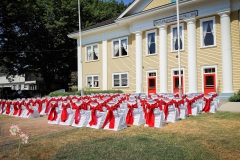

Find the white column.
xmin=77 ymin=39 xmax=83 ymax=90
xmin=135 ymin=31 xmax=143 ymax=94
xmin=218 ymin=10 xmax=233 ymax=93
xmin=102 ymin=40 xmax=107 ymax=90
xmin=185 ymin=18 xmax=197 ymax=93
xmin=158 ymin=24 xmax=168 ymax=93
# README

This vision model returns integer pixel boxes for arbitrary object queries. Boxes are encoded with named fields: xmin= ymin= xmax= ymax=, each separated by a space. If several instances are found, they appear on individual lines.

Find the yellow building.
xmin=68 ymin=0 xmax=240 ymax=100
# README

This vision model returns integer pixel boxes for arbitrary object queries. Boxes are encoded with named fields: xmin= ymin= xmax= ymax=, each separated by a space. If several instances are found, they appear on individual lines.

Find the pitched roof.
xmin=82 ymin=17 xmax=117 ymax=31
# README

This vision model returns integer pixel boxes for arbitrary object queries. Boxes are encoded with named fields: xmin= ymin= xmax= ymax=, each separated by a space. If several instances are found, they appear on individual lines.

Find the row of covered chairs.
xmin=0 ymin=92 xmax=220 ymax=131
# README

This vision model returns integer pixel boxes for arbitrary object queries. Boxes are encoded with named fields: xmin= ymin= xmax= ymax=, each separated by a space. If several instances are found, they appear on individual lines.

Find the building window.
xmin=174 ymin=70 xmax=183 ymax=75
xmin=204 ymin=68 xmax=215 ymax=73
xmin=200 ymin=17 xmax=216 ymax=47
xmin=86 ymin=44 xmax=98 ymax=62
xmin=171 ymin=23 xmax=184 ymax=51
xmin=112 ymin=37 xmax=128 ymax=58
xmin=86 ymin=75 xmax=99 ymax=88
xmin=112 ymin=72 xmax=128 ymax=87
xmin=146 ymin=30 xmax=156 ymax=55
xmin=148 ymin=72 xmax=156 ymax=77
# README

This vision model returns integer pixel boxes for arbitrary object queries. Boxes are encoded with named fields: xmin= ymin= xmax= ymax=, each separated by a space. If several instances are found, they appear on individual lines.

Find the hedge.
xmin=228 ymin=90 xmax=240 ymax=102
xmin=48 ymin=90 xmax=76 ymax=97
xmin=75 ymin=89 xmax=123 ymax=95
xmin=48 ymin=90 xmax=123 ymax=97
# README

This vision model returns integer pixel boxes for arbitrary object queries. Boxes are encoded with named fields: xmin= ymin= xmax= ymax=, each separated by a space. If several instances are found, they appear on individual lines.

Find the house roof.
xmin=82 ymin=17 xmax=117 ymax=31
xmin=68 ymin=0 xmax=190 ymax=36
xmin=68 ymin=17 xmax=117 ymax=36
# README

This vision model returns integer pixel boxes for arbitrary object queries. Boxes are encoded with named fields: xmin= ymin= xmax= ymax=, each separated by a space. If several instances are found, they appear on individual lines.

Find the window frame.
xmin=171 ymin=23 xmax=184 ymax=52
xmin=85 ymin=43 xmax=99 ymax=62
xmin=86 ymin=75 xmax=100 ymax=88
xmin=112 ymin=37 xmax=128 ymax=58
xmin=200 ymin=16 xmax=216 ymax=48
xmin=146 ymin=29 xmax=157 ymax=55
xmin=112 ymin=72 xmax=129 ymax=88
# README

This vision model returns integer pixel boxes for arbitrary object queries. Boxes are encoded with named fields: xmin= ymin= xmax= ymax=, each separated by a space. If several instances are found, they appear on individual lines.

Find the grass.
xmin=1 ymin=111 xmax=240 ymax=160
xmin=0 ymin=114 xmax=12 ymax=119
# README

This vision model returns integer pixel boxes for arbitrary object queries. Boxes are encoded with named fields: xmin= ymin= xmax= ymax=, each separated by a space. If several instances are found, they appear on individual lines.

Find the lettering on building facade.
xmin=153 ymin=10 xmax=198 ymax=26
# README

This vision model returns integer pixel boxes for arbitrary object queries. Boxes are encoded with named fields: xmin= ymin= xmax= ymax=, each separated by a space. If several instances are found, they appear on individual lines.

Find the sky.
xmin=117 ymin=0 xmax=134 ymax=5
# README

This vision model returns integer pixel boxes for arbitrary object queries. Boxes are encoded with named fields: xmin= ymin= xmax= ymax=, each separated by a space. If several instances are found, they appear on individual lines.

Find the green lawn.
xmin=2 ymin=112 xmax=240 ymax=160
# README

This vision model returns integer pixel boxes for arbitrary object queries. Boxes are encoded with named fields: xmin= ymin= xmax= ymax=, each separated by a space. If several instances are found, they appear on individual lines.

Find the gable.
xmin=142 ymin=0 xmax=173 ymax=12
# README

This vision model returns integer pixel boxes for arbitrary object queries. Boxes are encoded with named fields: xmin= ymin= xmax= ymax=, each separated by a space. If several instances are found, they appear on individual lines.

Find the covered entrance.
xmin=172 ymin=70 xmax=184 ymax=94
xmin=147 ymin=71 xmax=157 ymax=95
xmin=203 ymin=68 xmax=216 ymax=95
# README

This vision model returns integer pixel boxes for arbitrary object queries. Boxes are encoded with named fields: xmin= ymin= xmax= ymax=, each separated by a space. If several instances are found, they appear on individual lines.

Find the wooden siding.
xmin=167 ymin=23 xmax=188 ymax=93
xmin=82 ymin=42 xmax=102 ymax=90
xmin=142 ymin=0 xmax=170 ymax=12
xmin=142 ymin=30 xmax=160 ymax=93
xmin=107 ymin=35 xmax=136 ymax=93
xmin=231 ymin=11 xmax=240 ymax=93
xmin=196 ymin=16 xmax=222 ymax=93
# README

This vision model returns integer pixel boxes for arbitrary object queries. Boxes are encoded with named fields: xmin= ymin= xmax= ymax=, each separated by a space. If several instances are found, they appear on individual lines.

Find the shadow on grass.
xmin=50 ymin=134 xmax=220 ymax=160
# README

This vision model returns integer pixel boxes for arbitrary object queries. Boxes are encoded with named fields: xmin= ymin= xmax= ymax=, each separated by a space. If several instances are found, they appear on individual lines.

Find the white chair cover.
xmin=86 ymin=102 xmax=107 ymax=129
xmin=102 ymin=102 xmax=127 ymax=131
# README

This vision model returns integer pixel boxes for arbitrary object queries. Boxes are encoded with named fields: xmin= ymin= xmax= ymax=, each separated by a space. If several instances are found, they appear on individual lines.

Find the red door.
xmin=173 ymin=76 xmax=184 ymax=94
xmin=204 ymin=74 xmax=216 ymax=95
xmin=148 ymin=77 xmax=156 ymax=95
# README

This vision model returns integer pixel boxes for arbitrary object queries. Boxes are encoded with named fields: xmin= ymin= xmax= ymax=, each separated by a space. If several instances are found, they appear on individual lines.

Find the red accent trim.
xmin=148 ymin=77 xmax=156 ymax=95
xmin=204 ymin=74 xmax=216 ymax=95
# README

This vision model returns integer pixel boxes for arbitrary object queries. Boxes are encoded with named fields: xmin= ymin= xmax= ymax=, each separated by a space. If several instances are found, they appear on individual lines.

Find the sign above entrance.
xmin=153 ymin=10 xmax=198 ymax=26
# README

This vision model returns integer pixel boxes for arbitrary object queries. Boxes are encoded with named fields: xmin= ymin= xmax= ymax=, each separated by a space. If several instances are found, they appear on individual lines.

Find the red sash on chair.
xmin=82 ymin=101 xmax=90 ymax=110
xmin=163 ymin=100 xmax=173 ymax=120
xmin=61 ymin=103 xmax=70 ymax=122
xmin=202 ymin=97 xmax=213 ymax=113
xmin=212 ymin=93 xmax=218 ymax=98
xmin=155 ymin=99 xmax=163 ymax=111
xmin=36 ymin=99 xmax=44 ymax=113
xmin=173 ymin=99 xmax=183 ymax=116
xmin=97 ymin=103 xmax=104 ymax=112
xmin=186 ymin=98 xmax=195 ymax=115
xmin=18 ymin=100 xmax=25 ymax=117
xmin=13 ymin=101 xmax=19 ymax=115
xmin=1 ymin=101 xmax=6 ymax=114
xmin=25 ymin=102 xmax=34 ymax=116
xmin=74 ymin=103 xmax=85 ymax=124
xmin=145 ymin=103 xmax=157 ymax=127
xmin=140 ymin=99 xmax=147 ymax=119
xmin=126 ymin=103 xmax=138 ymax=125
xmin=48 ymin=103 xmax=58 ymax=121
xmin=88 ymin=103 xmax=102 ymax=126
xmin=6 ymin=101 xmax=12 ymax=115
xmin=45 ymin=99 xmax=51 ymax=114
xmin=102 ymin=104 xmax=118 ymax=129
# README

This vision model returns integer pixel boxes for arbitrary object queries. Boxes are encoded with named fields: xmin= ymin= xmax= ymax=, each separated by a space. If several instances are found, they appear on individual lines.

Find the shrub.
xmin=70 ymin=85 xmax=78 ymax=92
xmin=228 ymin=90 xmax=240 ymax=102
xmin=48 ymin=90 xmax=73 ymax=97
xmin=75 ymin=89 xmax=123 ymax=95
xmin=228 ymin=94 xmax=240 ymax=102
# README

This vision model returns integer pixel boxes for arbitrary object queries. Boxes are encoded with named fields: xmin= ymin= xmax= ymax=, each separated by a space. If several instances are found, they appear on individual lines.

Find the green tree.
xmin=0 ymin=0 xmax=127 ymax=90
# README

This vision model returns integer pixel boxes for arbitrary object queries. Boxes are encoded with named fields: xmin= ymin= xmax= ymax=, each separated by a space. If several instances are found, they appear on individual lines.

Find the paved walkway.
xmin=219 ymin=101 xmax=240 ymax=112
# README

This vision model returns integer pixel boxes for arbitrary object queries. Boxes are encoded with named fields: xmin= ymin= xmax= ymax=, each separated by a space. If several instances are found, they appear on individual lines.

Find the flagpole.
xmin=78 ymin=0 xmax=81 ymax=38
xmin=176 ymin=0 xmax=182 ymax=98
xmin=78 ymin=0 xmax=83 ymax=94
